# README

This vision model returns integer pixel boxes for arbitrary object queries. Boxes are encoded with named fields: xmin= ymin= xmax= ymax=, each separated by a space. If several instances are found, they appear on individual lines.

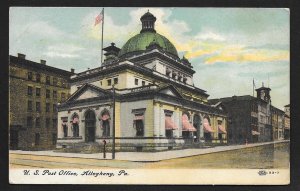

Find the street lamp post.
xmin=112 ymin=84 xmax=116 ymax=159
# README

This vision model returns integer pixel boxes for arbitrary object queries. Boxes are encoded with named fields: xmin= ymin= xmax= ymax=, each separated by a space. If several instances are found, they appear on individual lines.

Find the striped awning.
xmin=165 ymin=116 xmax=178 ymax=130
xmin=218 ymin=125 xmax=227 ymax=134
xmin=134 ymin=115 xmax=144 ymax=120
xmin=72 ymin=117 xmax=79 ymax=124
xmin=203 ymin=118 xmax=214 ymax=133
xmin=252 ymin=130 xmax=260 ymax=135
xmin=101 ymin=114 xmax=110 ymax=121
xmin=182 ymin=114 xmax=197 ymax=132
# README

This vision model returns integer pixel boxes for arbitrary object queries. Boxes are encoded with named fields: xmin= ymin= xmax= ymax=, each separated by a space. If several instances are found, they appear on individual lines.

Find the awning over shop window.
xmin=252 ymin=130 xmax=260 ymax=135
xmin=165 ymin=116 xmax=178 ymax=130
xmin=72 ymin=117 xmax=79 ymax=124
xmin=182 ymin=114 xmax=197 ymax=132
xmin=218 ymin=125 xmax=227 ymax=134
xmin=62 ymin=117 xmax=68 ymax=122
xmin=101 ymin=114 xmax=110 ymax=121
xmin=134 ymin=115 xmax=144 ymax=121
xmin=203 ymin=118 xmax=214 ymax=133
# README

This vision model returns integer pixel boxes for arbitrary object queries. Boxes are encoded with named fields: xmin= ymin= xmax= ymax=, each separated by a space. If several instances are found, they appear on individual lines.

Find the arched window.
xmin=203 ymin=116 xmax=214 ymax=142
xmin=71 ymin=113 xmax=79 ymax=137
xmin=100 ymin=109 xmax=110 ymax=137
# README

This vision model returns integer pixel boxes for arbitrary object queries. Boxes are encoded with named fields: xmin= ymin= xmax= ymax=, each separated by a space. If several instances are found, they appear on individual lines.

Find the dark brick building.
xmin=9 ymin=53 xmax=73 ymax=150
xmin=209 ymin=85 xmax=284 ymax=145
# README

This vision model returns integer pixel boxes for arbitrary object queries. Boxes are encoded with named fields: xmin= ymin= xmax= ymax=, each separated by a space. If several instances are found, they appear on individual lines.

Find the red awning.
xmin=72 ymin=117 xmax=79 ymax=124
xmin=252 ymin=130 xmax=260 ymax=135
xmin=218 ymin=125 xmax=227 ymax=134
xmin=203 ymin=118 xmax=214 ymax=133
xmin=182 ymin=114 xmax=197 ymax=132
xmin=101 ymin=114 xmax=110 ymax=121
xmin=134 ymin=115 xmax=144 ymax=120
xmin=165 ymin=116 xmax=178 ymax=130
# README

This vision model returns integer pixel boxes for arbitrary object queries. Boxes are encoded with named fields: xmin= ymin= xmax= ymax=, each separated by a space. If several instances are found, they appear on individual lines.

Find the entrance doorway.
xmin=85 ymin=110 xmax=96 ymax=142
xmin=193 ymin=114 xmax=201 ymax=142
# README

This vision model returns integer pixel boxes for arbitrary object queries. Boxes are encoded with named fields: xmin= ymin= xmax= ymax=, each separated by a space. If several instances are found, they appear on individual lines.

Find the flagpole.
xmin=253 ymin=78 xmax=254 ymax=97
xmin=112 ymin=84 xmax=115 ymax=159
xmin=101 ymin=8 xmax=104 ymax=66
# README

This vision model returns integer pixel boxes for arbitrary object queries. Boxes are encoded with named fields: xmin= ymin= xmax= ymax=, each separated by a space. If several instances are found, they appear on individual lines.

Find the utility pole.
xmin=112 ymin=84 xmax=116 ymax=159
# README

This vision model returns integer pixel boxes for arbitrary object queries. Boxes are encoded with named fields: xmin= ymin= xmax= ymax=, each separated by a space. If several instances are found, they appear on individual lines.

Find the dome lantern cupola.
xmin=140 ymin=10 xmax=157 ymax=33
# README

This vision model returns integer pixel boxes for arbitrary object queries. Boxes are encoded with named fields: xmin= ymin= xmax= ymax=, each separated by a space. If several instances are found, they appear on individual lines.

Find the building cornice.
xmin=70 ymin=63 xmax=209 ymax=97
xmin=9 ymin=55 xmax=73 ymax=77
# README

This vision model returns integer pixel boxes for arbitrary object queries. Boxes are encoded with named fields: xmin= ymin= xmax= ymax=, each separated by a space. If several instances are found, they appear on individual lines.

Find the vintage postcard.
xmin=9 ymin=7 xmax=290 ymax=185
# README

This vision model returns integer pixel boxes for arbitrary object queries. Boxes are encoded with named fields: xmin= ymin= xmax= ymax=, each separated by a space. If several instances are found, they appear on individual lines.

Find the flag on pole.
xmin=253 ymin=78 xmax=256 ymax=88
xmin=94 ymin=9 xmax=104 ymax=26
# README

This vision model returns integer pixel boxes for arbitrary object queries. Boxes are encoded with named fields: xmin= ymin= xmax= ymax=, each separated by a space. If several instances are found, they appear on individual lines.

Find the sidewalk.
xmin=10 ymin=140 xmax=289 ymax=162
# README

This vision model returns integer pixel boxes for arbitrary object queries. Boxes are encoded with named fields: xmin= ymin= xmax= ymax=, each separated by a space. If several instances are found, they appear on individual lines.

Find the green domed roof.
xmin=118 ymin=31 xmax=179 ymax=58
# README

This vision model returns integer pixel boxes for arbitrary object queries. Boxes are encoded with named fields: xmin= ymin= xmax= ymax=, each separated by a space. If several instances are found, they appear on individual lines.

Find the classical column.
xmin=173 ymin=109 xmax=180 ymax=137
xmin=200 ymin=114 xmax=204 ymax=139
xmin=154 ymin=104 xmax=160 ymax=137
xmin=178 ymin=110 xmax=182 ymax=137
xmin=159 ymin=105 xmax=165 ymax=137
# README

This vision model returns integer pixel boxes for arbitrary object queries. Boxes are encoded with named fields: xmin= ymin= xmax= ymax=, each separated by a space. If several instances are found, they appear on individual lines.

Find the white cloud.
xmin=44 ymin=52 xmax=80 ymax=58
xmin=195 ymin=31 xmax=225 ymax=42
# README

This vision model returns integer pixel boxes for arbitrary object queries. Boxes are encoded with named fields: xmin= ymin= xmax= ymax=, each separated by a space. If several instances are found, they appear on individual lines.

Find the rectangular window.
xmin=36 ymin=74 xmax=41 ymax=82
xmin=36 ymin=88 xmax=41 ymax=97
xmin=35 ymin=133 xmax=40 ymax=146
xmin=28 ymin=72 xmax=33 ymax=80
xmin=27 ymin=117 xmax=33 ymax=128
xmin=46 ymin=76 xmax=51 ymax=85
xmin=142 ymin=81 xmax=145 ymax=86
xmin=53 ymin=90 xmax=57 ymax=99
xmin=113 ymin=78 xmax=118 ymax=85
xmin=36 ymin=102 xmax=41 ymax=112
xmin=61 ymin=80 xmax=67 ymax=88
xmin=27 ymin=101 xmax=32 ymax=111
xmin=135 ymin=78 xmax=138 ymax=85
xmin=52 ymin=118 xmax=57 ymax=128
xmin=53 ymin=77 xmax=58 ymax=86
xmin=36 ymin=117 xmax=41 ymax=128
xmin=53 ymin=104 xmax=57 ymax=112
xmin=52 ymin=133 xmax=57 ymax=145
xmin=27 ymin=86 xmax=33 ymax=96
xmin=46 ymin=89 xmax=50 ymax=98
xmin=46 ymin=103 xmax=50 ymax=112
xmin=107 ymin=79 xmax=112 ymax=86
xmin=61 ymin=93 xmax=66 ymax=101
xmin=135 ymin=119 xmax=144 ymax=137
xmin=46 ymin=118 xmax=50 ymax=128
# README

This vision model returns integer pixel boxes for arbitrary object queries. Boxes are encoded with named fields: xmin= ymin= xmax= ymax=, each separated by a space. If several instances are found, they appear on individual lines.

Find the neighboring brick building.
xmin=271 ymin=106 xmax=285 ymax=141
xmin=284 ymin=104 xmax=290 ymax=139
xmin=209 ymin=85 xmax=284 ymax=145
xmin=9 ymin=53 xmax=73 ymax=150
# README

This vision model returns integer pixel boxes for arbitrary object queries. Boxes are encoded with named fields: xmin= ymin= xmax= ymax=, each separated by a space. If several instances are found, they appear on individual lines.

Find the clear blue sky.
xmin=9 ymin=7 xmax=290 ymax=109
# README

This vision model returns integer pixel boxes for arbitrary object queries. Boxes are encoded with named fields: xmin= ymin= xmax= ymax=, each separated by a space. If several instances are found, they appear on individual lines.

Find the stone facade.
xmin=9 ymin=54 xmax=73 ymax=150
xmin=56 ymin=11 xmax=228 ymax=152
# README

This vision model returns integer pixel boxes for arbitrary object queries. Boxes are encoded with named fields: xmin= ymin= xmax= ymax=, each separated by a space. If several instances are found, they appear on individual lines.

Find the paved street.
xmin=10 ymin=140 xmax=289 ymax=169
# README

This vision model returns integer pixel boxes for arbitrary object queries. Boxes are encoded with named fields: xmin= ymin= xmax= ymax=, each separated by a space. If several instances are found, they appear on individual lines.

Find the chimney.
xmin=71 ymin=68 xmax=75 ymax=73
xmin=40 ymin=60 xmax=46 ymax=65
xmin=17 ymin=53 xmax=26 ymax=59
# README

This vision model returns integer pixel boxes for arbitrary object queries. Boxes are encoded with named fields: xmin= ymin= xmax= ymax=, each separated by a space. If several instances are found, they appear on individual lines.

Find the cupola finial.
xmin=140 ymin=11 xmax=157 ymax=33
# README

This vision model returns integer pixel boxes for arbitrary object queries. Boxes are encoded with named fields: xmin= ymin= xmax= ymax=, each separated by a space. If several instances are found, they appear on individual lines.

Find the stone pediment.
xmin=67 ymin=84 xmax=112 ymax=102
xmin=157 ymin=85 xmax=183 ymax=98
